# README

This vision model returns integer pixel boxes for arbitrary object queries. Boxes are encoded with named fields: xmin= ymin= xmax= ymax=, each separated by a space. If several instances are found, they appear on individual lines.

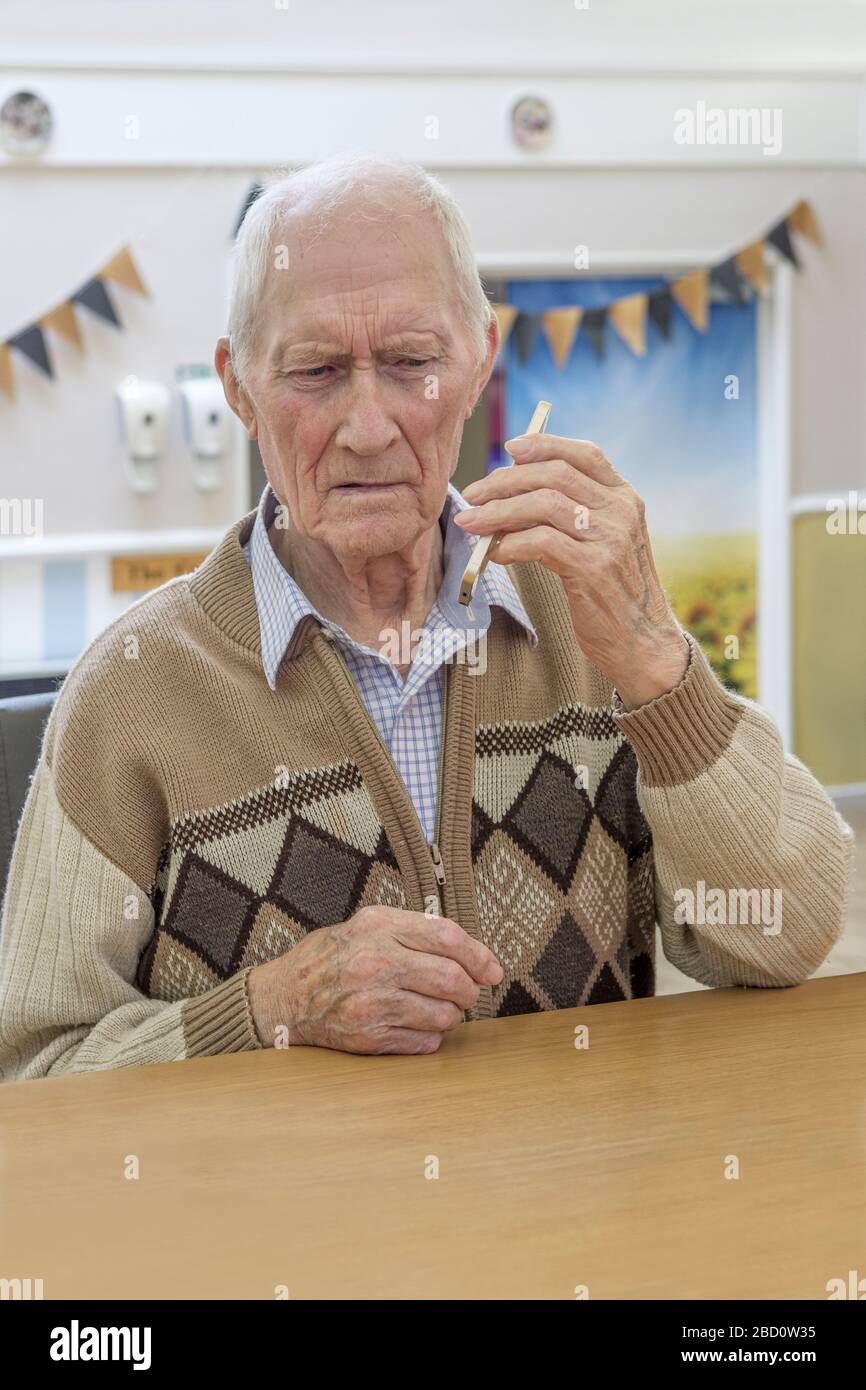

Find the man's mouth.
xmin=335 ymin=482 xmax=405 ymax=490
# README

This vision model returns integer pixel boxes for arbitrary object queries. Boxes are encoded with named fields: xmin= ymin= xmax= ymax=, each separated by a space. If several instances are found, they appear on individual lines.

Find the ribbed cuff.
xmin=611 ymin=631 xmax=744 ymax=787
xmin=181 ymin=968 xmax=261 ymax=1058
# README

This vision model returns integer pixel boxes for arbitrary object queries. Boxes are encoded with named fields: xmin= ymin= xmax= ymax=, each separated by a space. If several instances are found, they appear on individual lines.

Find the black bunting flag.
xmin=581 ymin=306 xmax=608 ymax=361
xmin=710 ymin=255 xmax=748 ymax=305
xmin=766 ymin=218 xmax=800 ymax=268
xmin=72 ymin=277 xmax=121 ymax=328
xmin=8 ymin=325 xmax=53 ymax=379
xmin=647 ymin=289 xmax=674 ymax=341
xmin=513 ymin=311 xmax=541 ymax=365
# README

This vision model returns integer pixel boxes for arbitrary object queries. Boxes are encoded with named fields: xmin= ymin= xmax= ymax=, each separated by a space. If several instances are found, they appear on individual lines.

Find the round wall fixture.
xmin=510 ymin=95 xmax=553 ymax=151
xmin=1 ymin=90 xmax=54 ymax=156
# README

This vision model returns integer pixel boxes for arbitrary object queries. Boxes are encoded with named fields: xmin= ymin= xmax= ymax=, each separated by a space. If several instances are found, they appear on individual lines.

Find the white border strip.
xmin=0 ymin=528 xmax=225 ymax=561
xmin=825 ymin=783 xmax=866 ymax=803
xmin=756 ymin=259 xmax=793 ymax=748
xmin=791 ymin=492 xmax=865 ymax=518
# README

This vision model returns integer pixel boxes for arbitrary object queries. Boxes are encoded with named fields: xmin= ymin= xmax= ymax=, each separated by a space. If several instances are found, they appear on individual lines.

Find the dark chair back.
xmin=0 ymin=692 xmax=57 ymax=912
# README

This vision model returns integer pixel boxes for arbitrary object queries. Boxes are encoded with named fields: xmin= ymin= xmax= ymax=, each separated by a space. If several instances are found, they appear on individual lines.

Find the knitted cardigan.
xmin=0 ymin=505 xmax=854 ymax=1079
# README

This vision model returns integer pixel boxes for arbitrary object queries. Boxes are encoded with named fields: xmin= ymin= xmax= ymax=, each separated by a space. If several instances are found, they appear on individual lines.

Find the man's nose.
xmin=334 ymin=367 xmax=401 ymax=457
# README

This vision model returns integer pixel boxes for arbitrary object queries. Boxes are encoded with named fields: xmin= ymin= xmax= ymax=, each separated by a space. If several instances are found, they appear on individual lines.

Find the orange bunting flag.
xmin=788 ymin=199 xmax=821 ymax=246
xmin=0 ymin=343 xmax=14 ymax=401
xmin=39 ymin=301 xmax=85 ymax=352
xmin=492 ymin=303 xmax=518 ymax=350
xmin=672 ymin=269 xmax=709 ymax=333
xmin=542 ymin=307 xmax=583 ymax=368
xmin=736 ymin=241 xmax=769 ymax=294
xmin=608 ymin=293 xmax=648 ymax=357
xmin=100 ymin=246 xmax=149 ymax=297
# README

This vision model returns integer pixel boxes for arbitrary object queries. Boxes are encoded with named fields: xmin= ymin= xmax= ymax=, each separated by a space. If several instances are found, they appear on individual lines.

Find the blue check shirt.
xmin=242 ymin=481 xmax=538 ymax=844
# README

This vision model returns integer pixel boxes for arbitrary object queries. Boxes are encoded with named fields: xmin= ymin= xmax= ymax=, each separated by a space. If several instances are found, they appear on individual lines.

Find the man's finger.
xmin=395 ymin=915 xmax=503 ymax=986
xmin=374 ymin=1028 xmax=445 ymax=1056
xmin=393 ymin=949 xmax=482 ymax=1009
xmin=455 ymin=487 xmax=595 ymax=541
xmin=482 ymin=523 xmax=579 ymax=576
xmin=503 ymin=433 xmax=625 ymax=486
xmin=387 ymin=991 xmax=465 ymax=1033
xmin=462 ymin=458 xmax=607 ymax=509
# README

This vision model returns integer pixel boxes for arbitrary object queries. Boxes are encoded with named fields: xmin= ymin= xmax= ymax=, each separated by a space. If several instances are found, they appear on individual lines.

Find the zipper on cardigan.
xmin=428 ymin=659 xmax=450 ymax=900
xmin=321 ymin=634 xmax=450 ymax=911
xmin=429 ymin=841 xmax=446 ymax=889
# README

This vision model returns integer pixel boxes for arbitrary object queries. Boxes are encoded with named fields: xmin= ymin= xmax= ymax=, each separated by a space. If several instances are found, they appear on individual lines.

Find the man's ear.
xmin=465 ymin=314 xmax=500 ymax=419
xmin=215 ymin=337 xmax=258 ymax=439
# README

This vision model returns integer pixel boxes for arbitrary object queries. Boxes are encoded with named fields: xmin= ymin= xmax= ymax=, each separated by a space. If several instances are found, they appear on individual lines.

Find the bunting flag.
xmin=671 ymin=269 xmax=710 ymax=332
xmin=542 ymin=306 xmax=582 ymax=367
xmin=1 ymin=244 xmax=148 ymax=403
xmin=8 ymin=325 xmax=53 ymax=378
xmin=491 ymin=199 xmax=819 ymax=370
xmin=647 ymin=288 xmax=674 ymax=340
xmin=710 ymin=255 xmax=747 ymax=306
xmin=0 ymin=344 xmax=15 ymax=403
xmin=736 ymin=240 xmax=769 ymax=294
xmin=39 ymin=301 xmax=84 ymax=351
xmin=766 ymin=217 xmax=799 ymax=268
xmin=72 ymin=277 xmax=122 ymax=327
xmin=609 ymin=292 xmax=647 ymax=356
xmin=513 ymin=311 xmax=541 ymax=364
xmin=581 ymin=306 xmax=608 ymax=361
xmin=788 ymin=198 xmax=821 ymax=245
xmin=101 ymin=246 xmax=150 ymax=297
xmin=493 ymin=302 xmax=518 ymax=347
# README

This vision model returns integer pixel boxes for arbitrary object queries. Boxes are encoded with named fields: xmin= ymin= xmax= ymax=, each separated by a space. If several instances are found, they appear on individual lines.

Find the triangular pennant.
xmin=39 ymin=301 xmax=84 ymax=351
xmin=0 ymin=343 xmax=15 ymax=401
xmin=581 ymin=306 xmax=607 ymax=361
xmin=8 ymin=324 xmax=53 ymax=379
xmin=512 ymin=311 xmax=540 ymax=364
xmin=542 ymin=307 xmax=582 ymax=368
xmin=608 ymin=293 xmax=647 ymax=356
xmin=100 ymin=246 xmax=149 ymax=297
xmin=72 ymin=277 xmax=122 ymax=327
xmin=766 ymin=218 xmax=799 ymax=268
xmin=671 ymin=269 xmax=709 ymax=332
xmin=647 ymin=289 xmax=674 ymax=340
xmin=492 ymin=303 xmax=518 ymax=349
xmin=736 ymin=240 xmax=769 ymax=294
xmin=788 ymin=199 xmax=821 ymax=245
xmin=233 ymin=181 xmax=264 ymax=238
xmin=710 ymin=256 xmax=748 ymax=305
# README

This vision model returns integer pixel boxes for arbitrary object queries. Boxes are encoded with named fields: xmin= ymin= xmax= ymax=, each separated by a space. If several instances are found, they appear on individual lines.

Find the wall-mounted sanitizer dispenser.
xmin=180 ymin=377 xmax=231 ymax=491
xmin=115 ymin=376 xmax=170 ymax=494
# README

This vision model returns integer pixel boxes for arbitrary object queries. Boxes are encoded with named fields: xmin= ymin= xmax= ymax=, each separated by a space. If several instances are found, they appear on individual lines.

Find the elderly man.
xmin=0 ymin=154 xmax=853 ymax=1078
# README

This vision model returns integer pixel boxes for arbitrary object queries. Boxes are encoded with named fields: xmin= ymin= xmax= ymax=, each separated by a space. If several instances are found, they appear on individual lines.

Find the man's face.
xmin=228 ymin=202 xmax=495 ymax=560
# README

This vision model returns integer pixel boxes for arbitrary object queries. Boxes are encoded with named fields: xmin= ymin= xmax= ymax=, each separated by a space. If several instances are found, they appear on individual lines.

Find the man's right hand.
xmin=246 ymin=905 xmax=503 ymax=1055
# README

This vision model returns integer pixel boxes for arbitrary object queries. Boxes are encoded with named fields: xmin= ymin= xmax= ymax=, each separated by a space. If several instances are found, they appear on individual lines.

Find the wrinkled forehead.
xmin=256 ymin=200 xmax=463 ymax=350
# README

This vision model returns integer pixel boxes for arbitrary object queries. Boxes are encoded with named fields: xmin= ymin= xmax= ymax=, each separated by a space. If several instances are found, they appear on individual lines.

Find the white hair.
xmin=226 ymin=152 xmax=493 ymax=385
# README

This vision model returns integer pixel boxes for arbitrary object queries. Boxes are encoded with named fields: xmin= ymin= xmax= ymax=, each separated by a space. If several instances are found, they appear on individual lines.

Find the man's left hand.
xmin=456 ymin=433 xmax=689 ymax=711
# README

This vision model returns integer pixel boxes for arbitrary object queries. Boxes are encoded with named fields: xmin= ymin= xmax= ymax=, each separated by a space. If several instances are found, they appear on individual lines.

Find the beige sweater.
xmin=0 ymin=505 xmax=855 ymax=1080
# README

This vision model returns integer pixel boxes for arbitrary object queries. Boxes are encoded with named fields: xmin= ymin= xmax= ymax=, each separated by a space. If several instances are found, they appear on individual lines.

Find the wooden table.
xmin=2 ymin=973 xmax=864 ymax=1300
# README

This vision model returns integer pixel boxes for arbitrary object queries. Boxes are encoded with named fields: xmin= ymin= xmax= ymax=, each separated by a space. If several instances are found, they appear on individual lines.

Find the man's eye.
xmin=300 ymin=365 xmax=332 ymax=378
xmin=396 ymin=357 xmax=431 ymax=368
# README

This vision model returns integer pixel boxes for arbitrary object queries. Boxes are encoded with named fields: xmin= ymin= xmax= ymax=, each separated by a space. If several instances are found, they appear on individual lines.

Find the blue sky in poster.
xmin=503 ymin=277 xmax=757 ymax=539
